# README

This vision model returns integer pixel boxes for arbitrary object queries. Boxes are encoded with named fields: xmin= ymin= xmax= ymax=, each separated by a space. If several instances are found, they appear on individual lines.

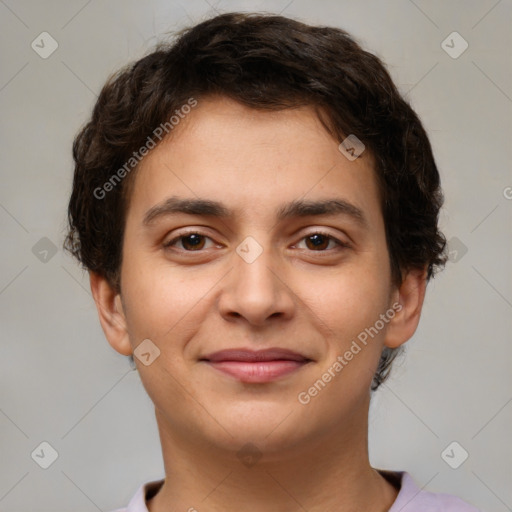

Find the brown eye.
xmin=304 ymin=233 xmax=330 ymax=250
xmin=164 ymin=232 xmax=212 ymax=251
xmin=180 ymin=234 xmax=206 ymax=250
xmin=298 ymin=232 xmax=349 ymax=251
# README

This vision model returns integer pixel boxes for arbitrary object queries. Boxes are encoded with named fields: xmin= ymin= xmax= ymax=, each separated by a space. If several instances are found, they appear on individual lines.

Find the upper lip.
xmin=201 ymin=348 xmax=311 ymax=363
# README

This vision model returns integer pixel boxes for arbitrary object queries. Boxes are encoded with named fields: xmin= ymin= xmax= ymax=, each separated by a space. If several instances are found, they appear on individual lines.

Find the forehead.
xmin=127 ymin=96 xmax=382 ymax=229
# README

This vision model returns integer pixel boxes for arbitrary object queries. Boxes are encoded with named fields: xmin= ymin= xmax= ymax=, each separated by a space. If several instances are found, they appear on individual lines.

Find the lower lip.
xmin=205 ymin=360 xmax=309 ymax=383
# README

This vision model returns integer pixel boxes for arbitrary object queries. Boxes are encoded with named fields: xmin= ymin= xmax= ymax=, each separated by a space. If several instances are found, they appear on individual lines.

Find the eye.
xmin=163 ymin=232 xmax=216 ymax=251
xmin=163 ymin=230 xmax=350 ymax=253
xmin=295 ymin=232 xmax=350 ymax=251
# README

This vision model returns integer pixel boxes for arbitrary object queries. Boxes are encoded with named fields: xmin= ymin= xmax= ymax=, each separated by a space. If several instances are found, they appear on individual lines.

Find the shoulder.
xmin=384 ymin=470 xmax=482 ymax=512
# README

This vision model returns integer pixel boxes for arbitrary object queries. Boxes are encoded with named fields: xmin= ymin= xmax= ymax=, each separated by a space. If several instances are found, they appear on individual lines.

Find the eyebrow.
xmin=142 ymin=196 xmax=369 ymax=229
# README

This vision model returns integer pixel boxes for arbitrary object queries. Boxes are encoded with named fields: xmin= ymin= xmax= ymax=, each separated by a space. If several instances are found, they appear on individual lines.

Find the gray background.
xmin=1 ymin=0 xmax=511 ymax=510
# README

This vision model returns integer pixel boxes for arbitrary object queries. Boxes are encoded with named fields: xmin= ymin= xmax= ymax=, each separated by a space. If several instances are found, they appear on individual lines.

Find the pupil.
xmin=184 ymin=234 xmax=203 ymax=249
xmin=308 ymin=234 xmax=328 ymax=250
xmin=311 ymin=234 xmax=324 ymax=246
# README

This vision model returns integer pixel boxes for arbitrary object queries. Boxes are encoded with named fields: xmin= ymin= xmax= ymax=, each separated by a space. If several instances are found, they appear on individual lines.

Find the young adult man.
xmin=65 ymin=12 xmax=480 ymax=512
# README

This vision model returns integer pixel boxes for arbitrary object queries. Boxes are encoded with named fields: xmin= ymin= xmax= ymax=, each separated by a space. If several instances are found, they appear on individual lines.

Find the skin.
xmin=90 ymin=96 xmax=427 ymax=512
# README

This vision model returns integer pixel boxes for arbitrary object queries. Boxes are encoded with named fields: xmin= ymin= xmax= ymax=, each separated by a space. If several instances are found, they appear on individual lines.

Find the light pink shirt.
xmin=109 ymin=471 xmax=481 ymax=511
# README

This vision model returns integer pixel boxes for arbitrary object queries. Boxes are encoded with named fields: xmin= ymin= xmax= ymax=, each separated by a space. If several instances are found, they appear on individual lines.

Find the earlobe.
xmin=89 ymin=272 xmax=133 ymax=356
xmin=384 ymin=267 xmax=428 ymax=349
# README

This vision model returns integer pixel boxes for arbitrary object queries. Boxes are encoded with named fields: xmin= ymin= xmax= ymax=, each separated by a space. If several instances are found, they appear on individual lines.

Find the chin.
xmin=204 ymin=404 xmax=311 ymax=452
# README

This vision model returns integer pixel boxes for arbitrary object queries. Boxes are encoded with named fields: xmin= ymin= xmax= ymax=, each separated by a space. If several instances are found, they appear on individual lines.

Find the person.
xmin=64 ymin=11 xmax=481 ymax=512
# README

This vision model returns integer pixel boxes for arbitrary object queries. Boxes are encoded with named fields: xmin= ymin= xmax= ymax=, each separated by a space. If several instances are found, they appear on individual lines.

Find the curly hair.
xmin=64 ymin=12 xmax=447 ymax=391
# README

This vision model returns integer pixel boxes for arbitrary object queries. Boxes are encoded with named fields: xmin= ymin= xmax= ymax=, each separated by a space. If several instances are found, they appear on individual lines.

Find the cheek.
xmin=120 ymin=253 xmax=218 ymax=343
xmin=302 ymin=260 xmax=390 ymax=333
xmin=298 ymin=271 xmax=391 ymax=406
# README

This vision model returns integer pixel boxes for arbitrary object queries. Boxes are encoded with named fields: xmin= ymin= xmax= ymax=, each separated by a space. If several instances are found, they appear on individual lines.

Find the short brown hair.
xmin=65 ymin=12 xmax=447 ymax=390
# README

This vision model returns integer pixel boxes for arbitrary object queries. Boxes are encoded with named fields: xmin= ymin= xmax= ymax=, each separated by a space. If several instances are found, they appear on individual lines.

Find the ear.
xmin=89 ymin=272 xmax=132 ymax=356
xmin=384 ymin=267 xmax=428 ymax=349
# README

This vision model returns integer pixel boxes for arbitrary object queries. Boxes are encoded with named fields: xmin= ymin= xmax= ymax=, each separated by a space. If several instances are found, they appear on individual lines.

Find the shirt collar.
xmin=125 ymin=470 xmax=447 ymax=512
xmin=125 ymin=478 xmax=164 ymax=512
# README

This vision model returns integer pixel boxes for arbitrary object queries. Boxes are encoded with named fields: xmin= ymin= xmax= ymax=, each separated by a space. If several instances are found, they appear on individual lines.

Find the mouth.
xmin=199 ymin=348 xmax=313 ymax=383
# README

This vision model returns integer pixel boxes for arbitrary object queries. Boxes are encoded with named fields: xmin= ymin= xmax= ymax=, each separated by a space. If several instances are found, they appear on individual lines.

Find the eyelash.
xmin=163 ymin=230 xmax=351 ymax=253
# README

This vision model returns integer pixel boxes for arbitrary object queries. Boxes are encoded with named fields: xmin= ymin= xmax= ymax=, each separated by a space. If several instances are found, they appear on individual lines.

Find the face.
xmin=94 ymin=96 xmax=421 ymax=458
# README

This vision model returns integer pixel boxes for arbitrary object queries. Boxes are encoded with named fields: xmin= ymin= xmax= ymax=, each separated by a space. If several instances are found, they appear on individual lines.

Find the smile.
xmin=200 ymin=348 xmax=312 ymax=383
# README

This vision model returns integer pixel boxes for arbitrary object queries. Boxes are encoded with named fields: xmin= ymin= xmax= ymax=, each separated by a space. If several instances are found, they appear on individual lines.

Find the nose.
xmin=217 ymin=236 xmax=296 ymax=327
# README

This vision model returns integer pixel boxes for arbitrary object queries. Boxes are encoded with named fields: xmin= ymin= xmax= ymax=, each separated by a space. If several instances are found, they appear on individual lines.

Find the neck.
xmin=147 ymin=401 xmax=398 ymax=512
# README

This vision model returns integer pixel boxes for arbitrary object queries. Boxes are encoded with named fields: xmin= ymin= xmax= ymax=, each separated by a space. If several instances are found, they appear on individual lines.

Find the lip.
xmin=200 ymin=348 xmax=312 ymax=383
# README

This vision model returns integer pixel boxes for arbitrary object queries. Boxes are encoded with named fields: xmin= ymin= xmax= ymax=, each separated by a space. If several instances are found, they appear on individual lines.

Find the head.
xmin=65 ymin=12 xmax=447 ymax=454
